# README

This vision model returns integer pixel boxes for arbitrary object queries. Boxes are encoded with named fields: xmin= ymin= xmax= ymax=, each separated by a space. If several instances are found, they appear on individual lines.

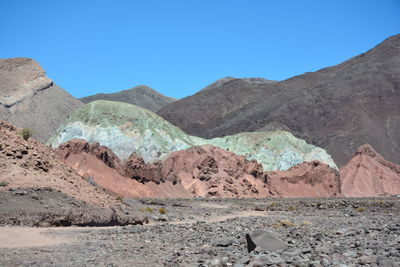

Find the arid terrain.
xmin=1 ymin=197 xmax=399 ymax=266
xmin=0 ymin=33 xmax=400 ymax=267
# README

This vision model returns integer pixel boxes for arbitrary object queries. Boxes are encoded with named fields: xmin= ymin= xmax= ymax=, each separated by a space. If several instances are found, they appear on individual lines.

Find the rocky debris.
xmin=0 ymin=121 xmax=128 ymax=207
xmin=340 ymin=144 xmax=400 ymax=197
xmin=246 ymin=230 xmax=287 ymax=253
xmin=80 ymin=85 xmax=177 ymax=113
xmin=1 ymin=197 xmax=399 ymax=266
xmin=49 ymin=100 xmax=337 ymax=171
xmin=157 ymin=34 xmax=400 ymax=166
xmin=266 ymin=161 xmax=342 ymax=197
xmin=0 ymin=57 xmax=82 ymax=141
xmin=0 ymin=188 xmax=144 ymax=227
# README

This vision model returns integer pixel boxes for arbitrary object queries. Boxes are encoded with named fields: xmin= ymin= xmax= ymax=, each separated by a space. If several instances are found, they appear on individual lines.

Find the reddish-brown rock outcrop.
xmin=56 ymin=139 xmax=346 ymax=198
xmin=266 ymin=161 xmax=342 ymax=197
xmin=340 ymin=144 xmax=400 ymax=197
xmin=56 ymin=139 xmax=189 ymax=198
xmin=161 ymin=145 xmax=270 ymax=198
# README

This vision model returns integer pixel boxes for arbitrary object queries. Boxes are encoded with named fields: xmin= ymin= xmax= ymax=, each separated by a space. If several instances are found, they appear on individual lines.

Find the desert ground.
xmin=1 ymin=196 xmax=399 ymax=267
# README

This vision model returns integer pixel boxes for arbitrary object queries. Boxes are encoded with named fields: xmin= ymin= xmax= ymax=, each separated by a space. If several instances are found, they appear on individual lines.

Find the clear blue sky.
xmin=0 ymin=0 xmax=399 ymax=99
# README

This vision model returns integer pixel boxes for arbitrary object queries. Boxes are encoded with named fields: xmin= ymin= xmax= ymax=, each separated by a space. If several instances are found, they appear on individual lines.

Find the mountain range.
xmin=157 ymin=34 xmax=400 ymax=166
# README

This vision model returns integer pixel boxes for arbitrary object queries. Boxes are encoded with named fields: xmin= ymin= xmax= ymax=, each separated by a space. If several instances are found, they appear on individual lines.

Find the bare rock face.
xmin=0 ymin=58 xmax=53 ymax=107
xmin=266 ymin=161 xmax=342 ymax=197
xmin=340 ymin=144 xmax=400 ymax=197
xmin=55 ymin=140 xmax=346 ymax=198
xmin=0 ymin=57 xmax=82 ymax=141
xmin=123 ymin=153 xmax=164 ymax=184
xmin=0 ymin=121 xmax=124 ymax=207
xmin=57 ymin=139 xmax=123 ymax=172
xmin=161 ymin=145 xmax=270 ymax=198
xmin=158 ymin=35 xmax=400 ymax=166
xmin=55 ymin=139 xmax=190 ymax=198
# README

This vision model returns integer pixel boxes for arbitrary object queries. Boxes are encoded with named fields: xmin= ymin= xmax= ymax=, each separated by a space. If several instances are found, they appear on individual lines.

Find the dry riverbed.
xmin=1 ymin=197 xmax=399 ymax=266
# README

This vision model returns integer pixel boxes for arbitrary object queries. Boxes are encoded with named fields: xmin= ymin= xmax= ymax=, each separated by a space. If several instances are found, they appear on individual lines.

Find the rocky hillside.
xmin=200 ymin=76 xmax=276 ymax=92
xmin=0 ymin=58 xmax=82 ymax=141
xmin=80 ymin=85 xmax=176 ymax=112
xmin=0 ymin=121 xmax=120 ymax=206
xmin=56 ymin=139 xmax=342 ymax=198
xmin=157 ymin=34 xmax=400 ymax=166
xmin=49 ymin=100 xmax=337 ymax=171
xmin=340 ymin=144 xmax=400 ymax=197
xmin=0 ymin=121 xmax=145 ymax=226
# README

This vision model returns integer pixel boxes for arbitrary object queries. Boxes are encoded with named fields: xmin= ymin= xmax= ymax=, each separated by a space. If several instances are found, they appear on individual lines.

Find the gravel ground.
xmin=1 ymin=197 xmax=399 ymax=266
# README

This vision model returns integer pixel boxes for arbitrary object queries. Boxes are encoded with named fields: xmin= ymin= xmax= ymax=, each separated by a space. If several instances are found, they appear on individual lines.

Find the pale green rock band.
xmin=49 ymin=100 xmax=337 ymax=171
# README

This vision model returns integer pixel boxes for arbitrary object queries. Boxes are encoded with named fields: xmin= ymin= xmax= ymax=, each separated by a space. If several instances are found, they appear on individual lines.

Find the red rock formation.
xmin=266 ymin=161 xmax=342 ymax=197
xmin=123 ymin=153 xmax=165 ymax=184
xmin=161 ymin=145 xmax=270 ymax=198
xmin=340 ymin=144 xmax=400 ymax=197
xmin=56 ymin=140 xmax=347 ymax=198
xmin=56 ymin=139 xmax=190 ymax=198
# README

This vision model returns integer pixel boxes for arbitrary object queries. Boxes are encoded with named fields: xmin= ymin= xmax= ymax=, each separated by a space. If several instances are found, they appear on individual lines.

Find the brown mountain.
xmin=0 ymin=57 xmax=82 ymax=142
xmin=80 ymin=85 xmax=177 ymax=112
xmin=157 ymin=34 xmax=400 ymax=166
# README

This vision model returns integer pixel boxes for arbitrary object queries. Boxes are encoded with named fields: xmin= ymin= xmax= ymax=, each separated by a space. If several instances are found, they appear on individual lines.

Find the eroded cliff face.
xmin=56 ymin=139 xmax=344 ymax=198
xmin=340 ymin=144 xmax=400 ymax=197
xmin=0 ymin=57 xmax=82 ymax=141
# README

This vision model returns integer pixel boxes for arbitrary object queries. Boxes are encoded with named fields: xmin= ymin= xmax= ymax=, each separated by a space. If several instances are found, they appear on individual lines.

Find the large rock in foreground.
xmin=340 ymin=144 xmax=400 ymax=197
xmin=0 ymin=57 xmax=82 ymax=141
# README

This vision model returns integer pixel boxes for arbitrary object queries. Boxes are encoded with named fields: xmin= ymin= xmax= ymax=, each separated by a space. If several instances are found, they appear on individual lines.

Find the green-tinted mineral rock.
xmin=50 ymin=100 xmax=337 ymax=171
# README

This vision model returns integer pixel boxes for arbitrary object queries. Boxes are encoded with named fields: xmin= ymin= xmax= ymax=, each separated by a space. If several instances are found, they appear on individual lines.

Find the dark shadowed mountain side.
xmin=0 ymin=57 xmax=83 ymax=142
xmin=200 ymin=76 xmax=277 ymax=92
xmin=158 ymin=34 xmax=400 ymax=166
xmin=80 ymin=85 xmax=177 ymax=113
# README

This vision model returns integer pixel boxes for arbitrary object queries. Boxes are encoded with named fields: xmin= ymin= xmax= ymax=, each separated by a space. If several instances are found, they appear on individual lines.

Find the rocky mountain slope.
xmin=80 ymin=85 xmax=176 ymax=112
xmin=200 ymin=76 xmax=276 ymax=92
xmin=49 ymin=100 xmax=337 ymax=171
xmin=0 ymin=58 xmax=83 ymax=141
xmin=157 ymin=34 xmax=400 ymax=166
xmin=340 ymin=144 xmax=400 ymax=197
xmin=0 ymin=121 xmax=144 ymax=226
xmin=56 ymin=139 xmax=342 ymax=198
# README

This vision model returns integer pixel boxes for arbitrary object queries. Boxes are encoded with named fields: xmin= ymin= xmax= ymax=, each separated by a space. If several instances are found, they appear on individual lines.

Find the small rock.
xmin=359 ymin=255 xmax=378 ymax=264
xmin=214 ymin=237 xmax=235 ymax=247
xmin=343 ymin=250 xmax=357 ymax=257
